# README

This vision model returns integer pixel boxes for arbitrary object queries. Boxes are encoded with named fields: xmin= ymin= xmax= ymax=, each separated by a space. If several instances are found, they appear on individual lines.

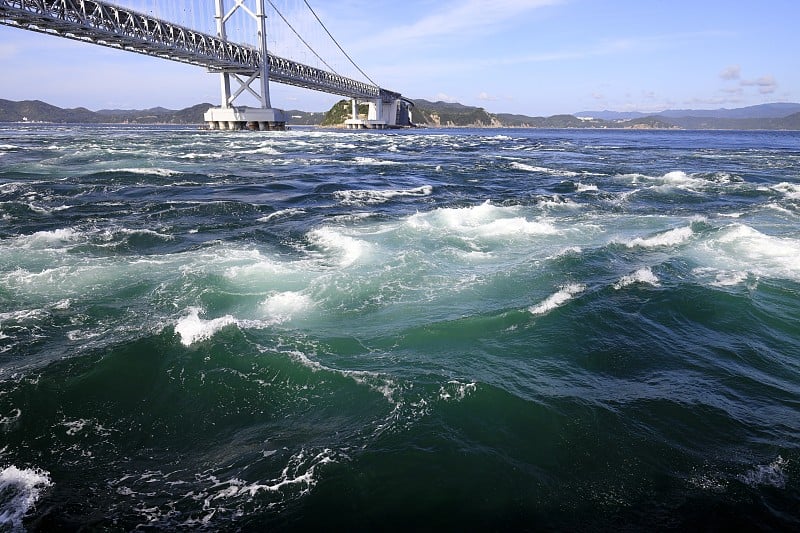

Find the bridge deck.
xmin=0 ymin=0 xmax=400 ymax=101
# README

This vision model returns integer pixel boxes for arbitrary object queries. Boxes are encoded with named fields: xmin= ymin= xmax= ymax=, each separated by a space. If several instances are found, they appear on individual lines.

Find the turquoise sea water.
xmin=0 ymin=124 xmax=798 ymax=530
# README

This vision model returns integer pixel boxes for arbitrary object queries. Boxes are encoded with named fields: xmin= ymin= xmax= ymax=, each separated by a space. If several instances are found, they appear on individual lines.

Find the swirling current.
xmin=0 ymin=124 xmax=799 ymax=531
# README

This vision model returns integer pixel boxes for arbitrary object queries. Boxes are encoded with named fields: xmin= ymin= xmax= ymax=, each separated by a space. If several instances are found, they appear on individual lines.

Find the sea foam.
xmin=614 ymin=267 xmax=660 ymax=289
xmin=528 ymin=283 xmax=586 ymax=316
xmin=261 ymin=291 xmax=313 ymax=322
xmin=510 ymin=161 xmax=579 ymax=177
xmin=334 ymin=185 xmax=432 ymax=205
xmin=0 ymin=465 xmax=52 ymax=531
xmin=624 ymin=226 xmax=693 ymax=248
xmin=307 ymin=227 xmax=368 ymax=267
xmin=174 ymin=307 xmax=236 ymax=347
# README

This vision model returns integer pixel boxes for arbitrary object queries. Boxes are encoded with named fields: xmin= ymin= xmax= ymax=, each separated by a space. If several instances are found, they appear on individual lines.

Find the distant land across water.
xmin=2 ymin=98 xmax=799 ymax=130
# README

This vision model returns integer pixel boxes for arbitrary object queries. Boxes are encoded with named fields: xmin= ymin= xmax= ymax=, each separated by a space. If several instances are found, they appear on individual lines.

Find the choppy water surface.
xmin=1 ymin=124 xmax=799 ymax=530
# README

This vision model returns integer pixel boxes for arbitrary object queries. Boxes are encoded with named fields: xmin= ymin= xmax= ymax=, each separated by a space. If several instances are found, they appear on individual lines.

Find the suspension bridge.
xmin=0 ymin=0 xmax=412 ymax=130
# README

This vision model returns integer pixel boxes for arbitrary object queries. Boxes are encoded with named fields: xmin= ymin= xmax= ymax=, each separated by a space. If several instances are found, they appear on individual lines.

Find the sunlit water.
xmin=1 ymin=124 xmax=798 ymax=530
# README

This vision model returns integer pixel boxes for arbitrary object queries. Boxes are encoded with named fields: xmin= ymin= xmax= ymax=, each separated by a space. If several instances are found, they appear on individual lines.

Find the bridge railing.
xmin=0 ymin=0 xmax=401 ymax=101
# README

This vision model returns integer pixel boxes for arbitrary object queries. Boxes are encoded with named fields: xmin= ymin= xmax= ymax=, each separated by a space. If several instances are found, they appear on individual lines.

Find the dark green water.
xmin=1 ymin=125 xmax=798 ymax=530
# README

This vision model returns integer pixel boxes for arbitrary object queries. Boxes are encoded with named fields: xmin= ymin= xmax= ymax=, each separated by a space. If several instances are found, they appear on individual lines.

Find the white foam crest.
xmin=0 ymin=309 xmax=48 ymax=323
xmin=352 ymin=156 xmax=398 ymax=166
xmin=307 ymin=227 xmax=368 ymax=267
xmin=661 ymin=171 xmax=697 ymax=185
xmin=14 ymin=228 xmax=80 ymax=249
xmin=0 ymin=408 xmax=22 ymax=426
xmin=257 ymin=208 xmax=306 ymax=222
xmin=710 ymin=270 xmax=749 ymax=287
xmin=261 ymin=292 xmax=313 ymax=322
xmin=771 ymin=182 xmax=800 ymax=199
xmin=110 ymin=167 xmax=180 ymax=177
xmin=239 ymin=146 xmax=280 ymax=155
xmin=476 ymin=216 xmax=558 ymax=237
xmin=614 ymin=267 xmax=660 ymax=289
xmin=538 ymin=195 xmax=583 ymax=209
xmin=329 ymin=212 xmax=375 ymax=223
xmin=205 ymin=448 xmax=335 ymax=502
xmin=405 ymin=202 xmax=564 ymax=249
xmin=765 ymin=203 xmax=794 ymax=215
xmin=624 ymin=226 xmax=693 ymax=248
xmin=576 ymin=182 xmax=599 ymax=192
xmin=699 ymin=224 xmax=800 ymax=280
xmin=510 ymin=161 xmax=579 ymax=176
xmin=221 ymin=249 xmax=293 ymax=280
xmin=739 ymin=456 xmax=789 ymax=489
xmin=61 ymin=419 xmax=90 ymax=436
xmin=528 ymin=283 xmax=585 ymax=316
xmin=26 ymin=204 xmax=50 ymax=215
xmin=334 ymin=185 xmax=433 ymax=205
xmin=0 ymin=465 xmax=52 ymax=531
xmin=0 ymin=182 xmax=23 ymax=195
xmin=174 ymin=307 xmax=236 ymax=347
xmin=117 ymin=228 xmax=174 ymax=241
xmin=438 ymin=380 xmax=477 ymax=402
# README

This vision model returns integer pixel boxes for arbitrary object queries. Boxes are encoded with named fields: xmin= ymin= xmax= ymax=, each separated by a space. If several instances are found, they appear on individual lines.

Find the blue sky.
xmin=1 ymin=0 xmax=797 ymax=115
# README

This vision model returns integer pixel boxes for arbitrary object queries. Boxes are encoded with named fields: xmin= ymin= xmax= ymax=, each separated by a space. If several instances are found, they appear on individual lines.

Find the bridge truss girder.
xmin=0 ymin=0 xmax=401 ymax=102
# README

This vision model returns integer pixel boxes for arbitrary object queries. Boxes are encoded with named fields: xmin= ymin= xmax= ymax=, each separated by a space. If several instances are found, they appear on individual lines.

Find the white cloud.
xmin=433 ymin=92 xmax=459 ymax=102
xmin=478 ymin=91 xmax=498 ymax=101
xmin=355 ymin=0 xmax=561 ymax=49
xmin=740 ymin=75 xmax=777 ymax=94
xmin=720 ymin=65 xmax=741 ymax=80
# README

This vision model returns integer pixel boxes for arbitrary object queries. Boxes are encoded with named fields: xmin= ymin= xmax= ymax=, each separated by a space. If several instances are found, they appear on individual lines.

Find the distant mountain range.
xmin=576 ymin=103 xmax=800 ymax=120
xmin=0 ymin=99 xmax=322 ymax=126
xmin=3 ymin=98 xmax=800 ymax=130
xmin=368 ymin=99 xmax=800 ymax=129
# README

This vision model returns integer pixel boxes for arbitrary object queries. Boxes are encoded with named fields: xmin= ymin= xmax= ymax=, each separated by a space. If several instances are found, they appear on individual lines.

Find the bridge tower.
xmin=204 ymin=0 xmax=286 ymax=131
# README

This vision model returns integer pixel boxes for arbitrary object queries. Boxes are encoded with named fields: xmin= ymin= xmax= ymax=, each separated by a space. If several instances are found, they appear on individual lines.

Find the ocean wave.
xmin=306 ymin=227 xmax=369 ymax=267
xmin=0 ymin=465 xmax=53 ymax=532
xmin=438 ymin=380 xmax=477 ymax=402
xmin=622 ymin=170 xmax=736 ymax=191
xmin=257 ymin=208 xmax=307 ymax=222
xmin=739 ymin=456 xmax=789 ymax=489
xmin=334 ymin=185 xmax=433 ymax=205
xmin=771 ymin=182 xmax=800 ymax=199
xmin=239 ymin=145 xmax=281 ymax=155
xmin=352 ymin=156 xmax=399 ymax=166
xmin=623 ymin=226 xmax=694 ymax=248
xmin=613 ymin=267 xmax=660 ymax=289
xmin=107 ymin=167 xmax=182 ymax=177
xmin=174 ymin=307 xmax=237 ymax=347
xmin=510 ymin=161 xmax=579 ymax=177
xmin=260 ymin=291 xmax=314 ymax=322
xmin=0 ymin=408 xmax=22 ymax=427
xmin=696 ymin=224 xmax=800 ymax=281
xmin=407 ymin=201 xmax=559 ymax=239
xmin=576 ymin=182 xmax=599 ymax=192
xmin=528 ymin=283 xmax=585 ymax=316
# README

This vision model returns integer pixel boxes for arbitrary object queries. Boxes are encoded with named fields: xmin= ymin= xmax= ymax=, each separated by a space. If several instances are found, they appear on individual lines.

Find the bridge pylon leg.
xmin=204 ymin=0 xmax=285 ymax=131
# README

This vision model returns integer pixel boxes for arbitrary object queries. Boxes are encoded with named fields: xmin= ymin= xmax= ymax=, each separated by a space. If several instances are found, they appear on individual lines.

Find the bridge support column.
xmin=206 ymin=0 xmax=285 ymax=132
xmin=204 ymin=107 xmax=286 ymax=131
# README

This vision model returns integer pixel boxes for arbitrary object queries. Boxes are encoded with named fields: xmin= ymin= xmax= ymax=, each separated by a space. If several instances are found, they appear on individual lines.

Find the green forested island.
xmin=2 ymin=98 xmax=799 ymax=130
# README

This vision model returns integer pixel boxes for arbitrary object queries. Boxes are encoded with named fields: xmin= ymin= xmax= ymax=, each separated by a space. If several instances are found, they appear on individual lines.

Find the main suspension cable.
xmin=302 ymin=0 xmax=379 ymax=87
xmin=265 ymin=0 xmax=339 ymax=74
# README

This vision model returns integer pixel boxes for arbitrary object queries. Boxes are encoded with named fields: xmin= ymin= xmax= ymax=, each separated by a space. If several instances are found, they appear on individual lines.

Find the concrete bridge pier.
xmin=204 ymin=106 xmax=286 ymax=131
xmin=345 ymin=98 xmax=404 ymax=129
